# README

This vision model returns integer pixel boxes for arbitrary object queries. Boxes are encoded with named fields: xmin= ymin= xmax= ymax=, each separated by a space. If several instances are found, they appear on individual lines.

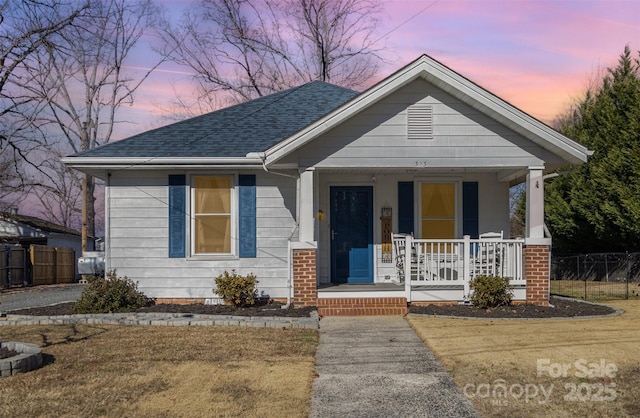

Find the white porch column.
xmin=525 ymin=167 xmax=545 ymax=240
xmin=298 ymin=168 xmax=316 ymax=243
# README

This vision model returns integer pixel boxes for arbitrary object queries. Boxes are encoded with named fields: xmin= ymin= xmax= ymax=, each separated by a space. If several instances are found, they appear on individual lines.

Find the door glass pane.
xmin=421 ymin=183 xmax=455 ymax=217
xmin=421 ymin=220 xmax=455 ymax=239
xmin=421 ymin=183 xmax=455 ymax=239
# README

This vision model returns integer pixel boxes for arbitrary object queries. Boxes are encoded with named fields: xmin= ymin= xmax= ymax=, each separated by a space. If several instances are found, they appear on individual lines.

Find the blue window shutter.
xmin=398 ymin=182 xmax=414 ymax=234
xmin=463 ymin=182 xmax=479 ymax=238
xmin=238 ymin=175 xmax=256 ymax=258
xmin=168 ymin=175 xmax=186 ymax=258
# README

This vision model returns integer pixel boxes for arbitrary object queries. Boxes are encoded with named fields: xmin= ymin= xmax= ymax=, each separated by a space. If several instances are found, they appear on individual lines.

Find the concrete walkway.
xmin=0 ymin=283 xmax=86 ymax=311
xmin=310 ymin=316 xmax=478 ymax=418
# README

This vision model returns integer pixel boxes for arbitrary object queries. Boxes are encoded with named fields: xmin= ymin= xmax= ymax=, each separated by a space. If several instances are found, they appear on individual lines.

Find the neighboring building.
xmin=0 ymin=209 xmax=83 ymax=284
xmin=0 ymin=209 xmax=82 ymax=255
xmin=63 ymin=55 xmax=591 ymax=315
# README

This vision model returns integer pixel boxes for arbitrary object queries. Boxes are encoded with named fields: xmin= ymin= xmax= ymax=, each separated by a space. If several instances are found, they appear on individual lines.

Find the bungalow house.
xmin=62 ymin=55 xmax=591 ymax=315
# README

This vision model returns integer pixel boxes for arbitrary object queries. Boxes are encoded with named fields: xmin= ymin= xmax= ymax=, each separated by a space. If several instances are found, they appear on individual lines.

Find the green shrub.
xmin=214 ymin=270 xmax=258 ymax=307
xmin=469 ymin=275 xmax=513 ymax=308
xmin=73 ymin=270 xmax=153 ymax=314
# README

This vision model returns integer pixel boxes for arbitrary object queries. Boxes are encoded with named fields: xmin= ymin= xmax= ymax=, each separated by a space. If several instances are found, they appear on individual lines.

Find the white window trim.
xmin=188 ymin=173 xmax=238 ymax=259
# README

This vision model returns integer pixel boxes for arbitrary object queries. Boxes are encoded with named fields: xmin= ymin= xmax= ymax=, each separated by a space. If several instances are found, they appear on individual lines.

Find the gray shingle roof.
xmin=0 ymin=211 xmax=81 ymax=237
xmin=75 ymin=81 xmax=359 ymax=158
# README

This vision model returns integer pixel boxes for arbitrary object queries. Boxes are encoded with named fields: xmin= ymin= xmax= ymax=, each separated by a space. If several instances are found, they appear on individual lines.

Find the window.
xmin=420 ymin=183 xmax=455 ymax=239
xmin=193 ymin=176 xmax=232 ymax=254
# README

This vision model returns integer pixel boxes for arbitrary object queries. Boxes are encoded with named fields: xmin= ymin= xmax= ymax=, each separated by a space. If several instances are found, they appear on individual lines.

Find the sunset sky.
xmin=122 ymin=0 xmax=640 ymax=139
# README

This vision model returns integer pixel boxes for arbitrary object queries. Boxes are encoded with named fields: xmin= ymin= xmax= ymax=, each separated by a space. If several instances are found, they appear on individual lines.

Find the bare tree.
xmin=0 ymin=0 xmax=86 ymax=203
xmin=16 ymin=0 xmax=164 ymax=250
xmin=34 ymin=157 xmax=82 ymax=230
xmin=159 ymin=0 xmax=383 ymax=110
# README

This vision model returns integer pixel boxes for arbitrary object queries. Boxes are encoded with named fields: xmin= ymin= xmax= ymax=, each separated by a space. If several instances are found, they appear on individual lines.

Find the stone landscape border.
xmin=0 ymin=312 xmax=319 ymax=329
xmin=0 ymin=342 xmax=43 ymax=377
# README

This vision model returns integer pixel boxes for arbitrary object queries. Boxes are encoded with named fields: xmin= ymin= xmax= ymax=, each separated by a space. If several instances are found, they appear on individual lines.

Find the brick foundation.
xmin=292 ymin=249 xmax=318 ymax=307
xmin=524 ymin=245 xmax=550 ymax=306
xmin=155 ymin=297 xmax=289 ymax=305
xmin=410 ymin=301 xmax=459 ymax=307
xmin=318 ymin=297 xmax=408 ymax=316
xmin=155 ymin=298 xmax=205 ymax=305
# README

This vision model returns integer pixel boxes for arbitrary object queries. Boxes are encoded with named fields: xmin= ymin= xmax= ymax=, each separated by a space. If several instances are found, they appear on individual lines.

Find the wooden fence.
xmin=0 ymin=245 xmax=75 ymax=287
xmin=0 ymin=246 xmax=27 ymax=287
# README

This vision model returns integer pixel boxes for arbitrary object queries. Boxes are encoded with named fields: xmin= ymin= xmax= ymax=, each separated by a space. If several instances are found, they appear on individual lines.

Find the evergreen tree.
xmin=546 ymin=46 xmax=640 ymax=254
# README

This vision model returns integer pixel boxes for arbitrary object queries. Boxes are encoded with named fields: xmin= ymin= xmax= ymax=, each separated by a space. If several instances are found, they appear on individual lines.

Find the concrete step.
xmin=318 ymin=297 xmax=408 ymax=316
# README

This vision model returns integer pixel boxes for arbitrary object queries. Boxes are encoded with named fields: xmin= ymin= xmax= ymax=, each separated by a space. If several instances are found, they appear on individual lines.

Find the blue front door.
xmin=330 ymin=186 xmax=373 ymax=284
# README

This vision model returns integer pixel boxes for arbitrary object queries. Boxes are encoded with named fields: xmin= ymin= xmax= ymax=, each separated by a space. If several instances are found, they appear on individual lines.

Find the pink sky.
xmin=120 ymin=0 xmax=640 ymax=138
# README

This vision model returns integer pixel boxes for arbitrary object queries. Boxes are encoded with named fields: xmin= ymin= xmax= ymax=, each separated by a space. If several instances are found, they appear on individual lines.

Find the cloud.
xmin=129 ymin=0 xmax=638 ymax=133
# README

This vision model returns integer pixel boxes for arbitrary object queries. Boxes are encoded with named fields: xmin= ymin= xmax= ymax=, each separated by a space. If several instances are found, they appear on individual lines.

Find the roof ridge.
xmin=0 ymin=211 xmax=81 ymax=236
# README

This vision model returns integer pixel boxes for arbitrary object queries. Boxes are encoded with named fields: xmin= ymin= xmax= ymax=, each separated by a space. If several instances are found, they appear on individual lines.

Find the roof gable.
xmin=74 ymin=81 xmax=358 ymax=159
xmin=264 ymin=54 xmax=591 ymax=166
xmin=289 ymin=78 xmax=567 ymax=170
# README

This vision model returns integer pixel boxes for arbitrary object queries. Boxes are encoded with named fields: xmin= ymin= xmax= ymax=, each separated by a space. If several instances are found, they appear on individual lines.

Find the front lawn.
xmin=408 ymin=299 xmax=640 ymax=417
xmin=0 ymin=325 xmax=318 ymax=417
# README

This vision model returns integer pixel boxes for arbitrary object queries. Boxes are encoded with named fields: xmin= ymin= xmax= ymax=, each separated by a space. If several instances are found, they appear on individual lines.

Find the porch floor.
xmin=315 ymin=282 xmax=471 ymax=309
xmin=317 ymin=282 xmax=466 ymax=292
xmin=317 ymin=283 xmax=404 ymax=292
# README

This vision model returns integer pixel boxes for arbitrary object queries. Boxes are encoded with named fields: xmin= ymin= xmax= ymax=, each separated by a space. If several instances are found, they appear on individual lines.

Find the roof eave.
xmin=62 ymin=156 xmax=264 ymax=167
xmin=61 ymin=156 xmax=265 ymax=178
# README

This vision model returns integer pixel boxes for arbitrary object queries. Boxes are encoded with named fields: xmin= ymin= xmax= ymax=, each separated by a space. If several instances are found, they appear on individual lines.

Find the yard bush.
xmin=73 ymin=270 xmax=153 ymax=314
xmin=214 ymin=270 xmax=258 ymax=307
xmin=469 ymin=275 xmax=512 ymax=308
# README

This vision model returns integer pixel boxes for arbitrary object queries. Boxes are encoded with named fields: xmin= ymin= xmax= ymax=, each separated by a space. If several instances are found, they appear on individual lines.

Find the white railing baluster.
xmin=463 ymin=235 xmax=471 ymax=296
xmin=404 ymin=234 xmax=412 ymax=301
xmin=392 ymin=234 xmax=525 ymax=298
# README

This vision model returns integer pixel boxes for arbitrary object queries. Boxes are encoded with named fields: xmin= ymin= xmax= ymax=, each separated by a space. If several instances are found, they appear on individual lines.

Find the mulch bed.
xmin=8 ymin=300 xmax=317 ymax=318
xmin=408 ymin=296 xmax=618 ymax=318
xmin=6 ymin=296 xmax=618 ymax=319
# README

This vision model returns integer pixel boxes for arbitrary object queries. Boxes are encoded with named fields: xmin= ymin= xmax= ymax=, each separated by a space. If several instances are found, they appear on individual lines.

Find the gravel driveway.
xmin=0 ymin=284 xmax=85 ymax=312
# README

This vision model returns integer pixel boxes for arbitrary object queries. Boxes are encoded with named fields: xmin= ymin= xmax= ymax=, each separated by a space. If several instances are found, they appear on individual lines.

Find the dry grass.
xmin=0 ymin=325 xmax=318 ymax=417
xmin=551 ymin=280 xmax=640 ymax=300
xmin=408 ymin=300 xmax=640 ymax=417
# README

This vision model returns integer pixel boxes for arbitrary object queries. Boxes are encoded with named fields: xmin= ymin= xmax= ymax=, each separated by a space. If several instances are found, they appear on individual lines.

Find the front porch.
xmin=293 ymin=236 xmax=550 ymax=316
xmin=289 ymin=166 xmax=552 ymax=316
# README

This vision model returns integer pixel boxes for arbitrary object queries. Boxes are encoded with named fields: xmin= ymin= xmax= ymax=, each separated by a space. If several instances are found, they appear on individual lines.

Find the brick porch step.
xmin=317 ymin=297 xmax=408 ymax=316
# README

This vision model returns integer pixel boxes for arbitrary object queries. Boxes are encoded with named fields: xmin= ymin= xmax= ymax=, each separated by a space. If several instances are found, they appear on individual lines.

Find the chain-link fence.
xmin=551 ymin=253 xmax=640 ymax=300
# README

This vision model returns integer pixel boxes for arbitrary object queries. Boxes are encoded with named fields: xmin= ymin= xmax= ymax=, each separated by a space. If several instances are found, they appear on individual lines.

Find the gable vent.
xmin=407 ymin=104 xmax=433 ymax=140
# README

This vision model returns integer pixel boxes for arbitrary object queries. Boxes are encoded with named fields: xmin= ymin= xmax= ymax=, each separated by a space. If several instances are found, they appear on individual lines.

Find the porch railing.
xmin=392 ymin=234 xmax=525 ymax=300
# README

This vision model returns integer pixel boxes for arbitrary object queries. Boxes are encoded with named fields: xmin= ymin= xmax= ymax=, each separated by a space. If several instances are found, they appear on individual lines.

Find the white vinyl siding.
xmin=105 ymin=171 xmax=296 ymax=299
xmin=293 ymin=79 xmax=562 ymax=168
